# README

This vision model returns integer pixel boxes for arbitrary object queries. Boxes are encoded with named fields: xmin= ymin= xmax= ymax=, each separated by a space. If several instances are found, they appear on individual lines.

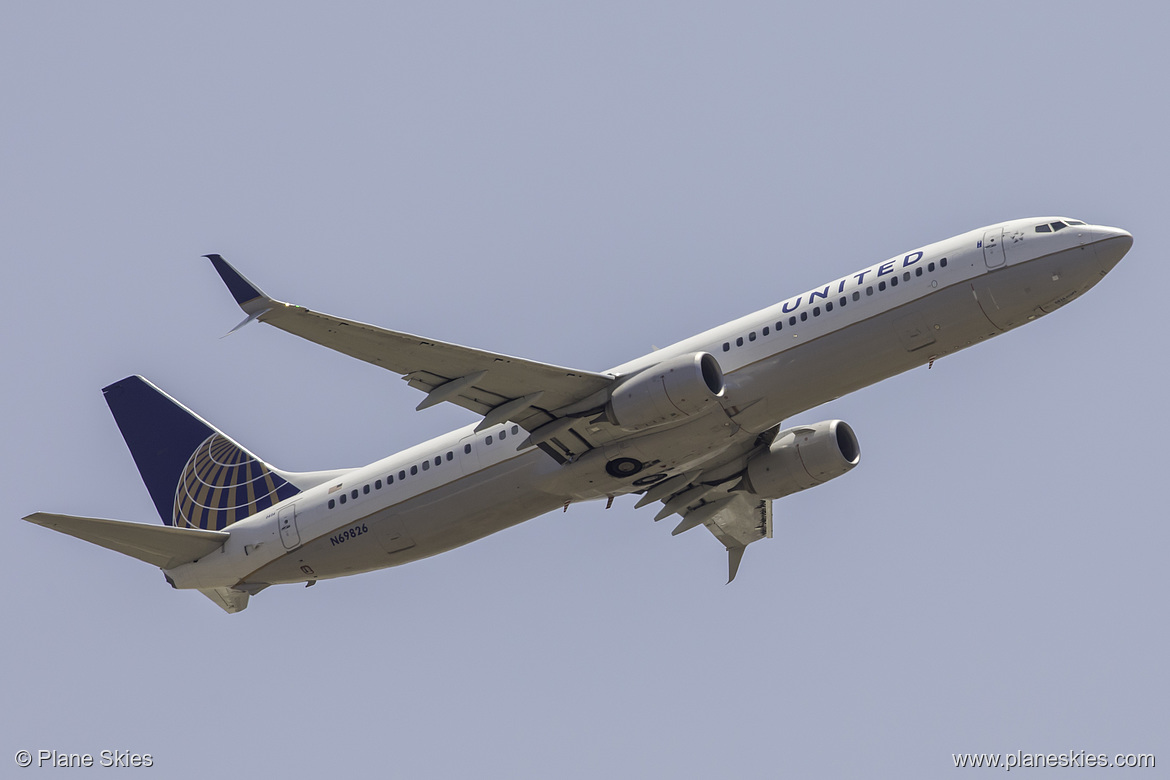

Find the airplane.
xmin=24 ymin=217 xmax=1132 ymax=613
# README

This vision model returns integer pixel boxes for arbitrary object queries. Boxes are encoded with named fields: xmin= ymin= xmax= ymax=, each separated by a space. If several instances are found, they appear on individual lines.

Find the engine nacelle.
xmin=606 ymin=352 xmax=725 ymax=430
xmin=742 ymin=420 xmax=860 ymax=499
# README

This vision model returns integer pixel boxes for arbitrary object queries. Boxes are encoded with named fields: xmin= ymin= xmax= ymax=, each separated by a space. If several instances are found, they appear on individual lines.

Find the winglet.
xmin=204 ymin=254 xmax=273 ymax=315
xmin=222 ymin=306 xmax=272 ymax=337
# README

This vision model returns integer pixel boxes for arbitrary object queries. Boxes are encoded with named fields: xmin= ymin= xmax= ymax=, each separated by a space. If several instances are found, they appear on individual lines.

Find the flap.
xmin=206 ymin=254 xmax=614 ymax=429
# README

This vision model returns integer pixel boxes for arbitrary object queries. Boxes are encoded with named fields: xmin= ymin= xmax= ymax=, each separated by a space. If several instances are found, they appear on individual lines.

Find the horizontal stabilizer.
xmin=22 ymin=512 xmax=229 ymax=570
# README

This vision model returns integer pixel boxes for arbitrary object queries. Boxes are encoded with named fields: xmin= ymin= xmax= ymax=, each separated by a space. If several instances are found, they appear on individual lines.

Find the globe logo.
xmin=172 ymin=434 xmax=294 ymax=530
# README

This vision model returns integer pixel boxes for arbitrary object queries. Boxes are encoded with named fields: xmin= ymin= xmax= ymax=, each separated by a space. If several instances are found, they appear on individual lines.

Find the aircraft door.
xmin=982 ymin=228 xmax=1006 ymax=268
xmin=458 ymin=433 xmax=481 ymax=476
xmin=278 ymin=505 xmax=301 ymax=549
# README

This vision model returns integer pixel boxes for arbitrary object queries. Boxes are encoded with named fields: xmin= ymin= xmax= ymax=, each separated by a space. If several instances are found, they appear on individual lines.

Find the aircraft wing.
xmin=206 ymin=255 xmax=615 ymax=432
xmin=637 ymin=472 xmax=772 ymax=582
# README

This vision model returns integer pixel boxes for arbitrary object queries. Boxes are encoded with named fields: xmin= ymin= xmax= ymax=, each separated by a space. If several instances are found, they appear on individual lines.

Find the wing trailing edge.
xmin=203 ymin=254 xmax=615 ymax=436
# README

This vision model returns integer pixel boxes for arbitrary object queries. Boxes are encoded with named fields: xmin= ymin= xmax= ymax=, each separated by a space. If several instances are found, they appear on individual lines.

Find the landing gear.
xmin=605 ymin=457 xmax=643 ymax=479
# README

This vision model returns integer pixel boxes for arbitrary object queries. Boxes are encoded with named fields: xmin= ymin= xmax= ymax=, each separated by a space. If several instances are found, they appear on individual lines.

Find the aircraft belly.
xmin=739 ymin=281 xmax=998 ymax=423
xmin=747 ymin=248 xmax=1105 ymax=423
xmin=975 ymin=246 xmax=1104 ymax=328
xmin=242 ymin=450 xmax=566 ymax=585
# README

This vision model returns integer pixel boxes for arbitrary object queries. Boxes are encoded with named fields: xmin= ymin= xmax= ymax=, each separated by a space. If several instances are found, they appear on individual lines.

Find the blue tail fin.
xmin=103 ymin=376 xmax=301 ymax=530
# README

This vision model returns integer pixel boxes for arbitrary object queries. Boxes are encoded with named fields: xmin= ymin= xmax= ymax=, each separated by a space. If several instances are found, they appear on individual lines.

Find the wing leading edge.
xmin=205 ymin=254 xmax=614 ymax=433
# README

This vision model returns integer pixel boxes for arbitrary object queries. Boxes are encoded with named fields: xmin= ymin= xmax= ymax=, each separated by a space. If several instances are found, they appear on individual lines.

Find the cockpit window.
xmin=1036 ymin=219 xmax=1085 ymax=233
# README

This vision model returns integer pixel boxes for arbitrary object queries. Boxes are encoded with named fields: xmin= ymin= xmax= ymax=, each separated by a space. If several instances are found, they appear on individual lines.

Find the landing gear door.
xmin=278 ymin=505 xmax=301 ymax=550
xmin=983 ymin=228 xmax=1006 ymax=268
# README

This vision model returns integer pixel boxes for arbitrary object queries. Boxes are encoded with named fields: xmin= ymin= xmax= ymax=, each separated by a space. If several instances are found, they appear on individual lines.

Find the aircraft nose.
xmin=1091 ymin=225 xmax=1133 ymax=272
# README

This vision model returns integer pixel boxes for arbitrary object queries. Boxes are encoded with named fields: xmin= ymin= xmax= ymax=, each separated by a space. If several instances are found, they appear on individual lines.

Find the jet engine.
xmin=605 ymin=352 xmax=725 ymax=430
xmin=741 ymin=420 xmax=860 ymax=499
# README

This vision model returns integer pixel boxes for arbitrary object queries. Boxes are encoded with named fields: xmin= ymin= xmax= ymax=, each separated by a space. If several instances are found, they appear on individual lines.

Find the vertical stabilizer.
xmin=103 ymin=376 xmax=300 ymax=529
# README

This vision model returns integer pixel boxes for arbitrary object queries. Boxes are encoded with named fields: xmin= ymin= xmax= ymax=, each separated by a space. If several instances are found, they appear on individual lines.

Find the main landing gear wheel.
xmin=605 ymin=457 xmax=644 ymax=479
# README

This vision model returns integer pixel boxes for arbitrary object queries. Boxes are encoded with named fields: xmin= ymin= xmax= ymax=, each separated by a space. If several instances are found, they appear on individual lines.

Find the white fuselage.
xmin=166 ymin=218 xmax=1131 ymax=591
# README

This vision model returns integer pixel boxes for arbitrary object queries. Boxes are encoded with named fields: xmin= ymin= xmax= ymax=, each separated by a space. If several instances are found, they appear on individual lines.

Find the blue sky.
xmin=3 ymin=3 xmax=1166 ymax=777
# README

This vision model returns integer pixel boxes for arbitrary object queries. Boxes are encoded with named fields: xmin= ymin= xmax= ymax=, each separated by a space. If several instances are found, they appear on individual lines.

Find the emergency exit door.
xmin=278 ymin=505 xmax=301 ymax=549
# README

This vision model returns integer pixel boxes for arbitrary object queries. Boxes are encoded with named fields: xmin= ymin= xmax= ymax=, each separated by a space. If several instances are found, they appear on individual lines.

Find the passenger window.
xmin=866 ymin=286 xmax=873 ymax=296
xmin=422 ymin=460 xmax=429 ymax=471
xmin=512 ymin=426 xmax=519 ymax=434
xmin=852 ymin=291 xmax=860 ymax=301
xmin=748 ymin=331 xmax=756 ymax=342
xmin=464 ymin=444 xmax=471 ymax=454
xmin=915 ymin=267 xmax=923 ymax=276
xmin=940 ymin=258 xmax=948 ymax=267
xmin=410 ymin=465 xmax=418 ymax=475
xmin=788 ymin=316 xmax=796 ymax=326
xmin=339 ymin=494 xmax=347 ymax=505
xmin=800 ymin=311 xmax=808 ymax=321
xmin=839 ymin=297 xmax=847 ymax=307
xmin=775 ymin=321 xmax=783 ymax=330
xmin=826 ymin=301 xmax=833 ymax=312
xmin=351 ymin=490 xmax=358 ymax=499
xmin=399 ymin=470 xmax=406 ymax=480
xmin=486 ymin=435 xmax=493 ymax=445
xmin=902 ymin=272 xmax=910 ymax=282
xmin=813 ymin=307 xmax=820 ymax=316
xmin=736 ymin=337 xmax=743 ymax=347
xmin=762 ymin=326 xmax=769 ymax=336
xmin=499 ymin=429 xmax=507 ymax=440
xmin=388 ymin=474 xmax=394 ymax=484
xmin=435 ymin=456 xmax=442 ymax=466
xmin=723 ymin=342 xmax=730 ymax=352
xmin=329 ymin=499 xmax=336 ymax=509
xmin=890 ymin=277 xmax=898 ymax=287
xmin=375 ymin=479 xmax=382 ymax=489
xmin=879 ymin=281 xmax=887 ymax=291
xmin=446 ymin=451 xmax=453 ymax=461
xmin=928 ymin=262 xmax=935 ymax=272
xmin=363 ymin=485 xmax=370 ymax=495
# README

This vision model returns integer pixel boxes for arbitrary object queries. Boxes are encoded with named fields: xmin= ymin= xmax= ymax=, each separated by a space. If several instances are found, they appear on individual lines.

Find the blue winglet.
xmin=204 ymin=254 xmax=269 ymax=310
